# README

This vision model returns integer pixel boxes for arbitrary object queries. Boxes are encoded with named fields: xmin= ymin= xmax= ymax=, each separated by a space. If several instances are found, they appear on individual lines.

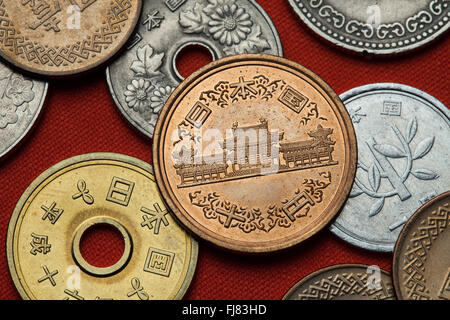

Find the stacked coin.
xmin=1 ymin=0 xmax=448 ymax=301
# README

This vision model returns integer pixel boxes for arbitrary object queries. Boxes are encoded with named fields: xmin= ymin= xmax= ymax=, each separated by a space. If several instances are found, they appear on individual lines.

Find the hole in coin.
xmin=79 ymin=223 xmax=125 ymax=268
xmin=175 ymin=44 xmax=214 ymax=80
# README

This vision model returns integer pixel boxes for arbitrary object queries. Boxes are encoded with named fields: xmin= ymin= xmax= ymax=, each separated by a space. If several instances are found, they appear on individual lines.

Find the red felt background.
xmin=0 ymin=0 xmax=448 ymax=300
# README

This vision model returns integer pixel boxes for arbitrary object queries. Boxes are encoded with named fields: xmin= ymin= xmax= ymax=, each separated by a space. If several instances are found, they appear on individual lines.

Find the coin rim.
xmin=282 ymin=263 xmax=393 ymax=300
xmin=392 ymin=190 xmax=450 ymax=300
xmin=0 ymin=80 xmax=48 ymax=159
xmin=0 ymin=1 xmax=143 ymax=77
xmin=153 ymin=53 xmax=357 ymax=253
xmin=288 ymin=0 xmax=450 ymax=55
xmin=105 ymin=0 xmax=283 ymax=139
xmin=6 ymin=152 xmax=198 ymax=300
xmin=330 ymin=83 xmax=450 ymax=252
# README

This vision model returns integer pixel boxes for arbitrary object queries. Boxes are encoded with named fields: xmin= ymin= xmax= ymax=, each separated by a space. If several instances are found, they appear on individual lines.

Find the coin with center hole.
xmin=288 ymin=0 xmax=450 ymax=55
xmin=153 ymin=54 xmax=357 ymax=253
xmin=330 ymin=83 xmax=449 ymax=252
xmin=7 ymin=153 xmax=197 ymax=300
xmin=283 ymin=264 xmax=396 ymax=300
xmin=106 ymin=0 xmax=283 ymax=138
xmin=0 ymin=61 xmax=47 ymax=159
xmin=393 ymin=191 xmax=450 ymax=300
xmin=0 ymin=0 xmax=142 ymax=77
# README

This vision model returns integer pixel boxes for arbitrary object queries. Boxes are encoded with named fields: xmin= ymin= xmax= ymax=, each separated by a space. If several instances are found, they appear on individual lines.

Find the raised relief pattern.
xmin=106 ymin=176 xmax=135 ymax=206
xmin=143 ymin=10 xmax=164 ymax=31
xmin=189 ymin=171 xmax=331 ymax=233
xmin=0 ymin=0 xmax=133 ymax=66
xmin=72 ymin=179 xmax=94 ymax=205
xmin=143 ymin=247 xmax=175 ymax=277
xmin=297 ymin=0 xmax=449 ymax=49
xmin=350 ymin=117 xmax=439 ymax=218
xmin=0 ymin=64 xmax=36 ymax=130
xmin=37 ymin=265 xmax=58 ymax=286
xmin=296 ymin=272 xmax=395 ymax=300
xmin=174 ymin=120 xmax=337 ymax=188
xmin=140 ymin=203 xmax=170 ymax=235
xmin=124 ymin=44 xmax=173 ymax=132
xmin=402 ymin=203 xmax=449 ymax=299
xmin=30 ymin=233 xmax=51 ymax=255
xmin=41 ymin=202 xmax=64 ymax=224
xmin=439 ymin=268 xmax=450 ymax=300
xmin=179 ymin=0 xmax=271 ymax=55
xmin=127 ymin=277 xmax=149 ymax=300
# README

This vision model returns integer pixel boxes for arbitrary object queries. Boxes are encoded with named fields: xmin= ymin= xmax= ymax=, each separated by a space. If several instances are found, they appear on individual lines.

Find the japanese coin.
xmin=330 ymin=83 xmax=450 ymax=252
xmin=283 ymin=264 xmax=396 ymax=300
xmin=107 ymin=0 xmax=283 ymax=138
xmin=7 ymin=153 xmax=198 ymax=300
xmin=288 ymin=0 xmax=450 ymax=55
xmin=0 ymin=61 xmax=47 ymax=158
xmin=153 ymin=54 xmax=357 ymax=253
xmin=393 ymin=191 xmax=450 ymax=300
xmin=0 ymin=0 xmax=142 ymax=77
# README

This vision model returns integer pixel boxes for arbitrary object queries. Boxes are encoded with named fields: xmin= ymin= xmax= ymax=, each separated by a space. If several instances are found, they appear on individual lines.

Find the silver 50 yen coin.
xmin=0 ymin=61 xmax=47 ymax=159
xmin=288 ymin=0 xmax=450 ymax=55
xmin=330 ymin=83 xmax=449 ymax=252
xmin=107 ymin=0 xmax=283 ymax=138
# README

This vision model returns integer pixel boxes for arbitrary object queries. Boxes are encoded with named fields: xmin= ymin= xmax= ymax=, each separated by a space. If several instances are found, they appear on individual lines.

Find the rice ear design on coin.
xmin=350 ymin=117 xmax=438 ymax=217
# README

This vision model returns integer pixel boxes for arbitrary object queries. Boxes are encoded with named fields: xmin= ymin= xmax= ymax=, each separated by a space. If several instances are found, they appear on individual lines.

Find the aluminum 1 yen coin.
xmin=107 ymin=0 xmax=283 ymax=138
xmin=0 ymin=0 xmax=142 ymax=77
xmin=153 ymin=54 xmax=357 ymax=253
xmin=0 ymin=61 xmax=47 ymax=159
xmin=7 ymin=153 xmax=198 ymax=300
xmin=393 ymin=191 xmax=450 ymax=300
xmin=330 ymin=83 xmax=450 ymax=252
xmin=283 ymin=264 xmax=395 ymax=300
xmin=288 ymin=0 xmax=450 ymax=55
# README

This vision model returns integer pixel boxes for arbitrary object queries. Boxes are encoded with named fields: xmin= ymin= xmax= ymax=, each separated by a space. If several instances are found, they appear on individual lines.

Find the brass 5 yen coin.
xmin=7 ymin=153 xmax=198 ymax=300
xmin=0 ymin=0 xmax=142 ymax=77
xmin=283 ymin=264 xmax=396 ymax=300
xmin=153 ymin=54 xmax=357 ymax=253
xmin=393 ymin=190 xmax=450 ymax=300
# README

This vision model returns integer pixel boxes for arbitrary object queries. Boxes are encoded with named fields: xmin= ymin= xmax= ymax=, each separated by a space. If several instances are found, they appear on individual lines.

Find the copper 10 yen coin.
xmin=153 ymin=54 xmax=357 ymax=253
xmin=393 ymin=190 xmax=450 ymax=300
xmin=0 ymin=0 xmax=142 ymax=77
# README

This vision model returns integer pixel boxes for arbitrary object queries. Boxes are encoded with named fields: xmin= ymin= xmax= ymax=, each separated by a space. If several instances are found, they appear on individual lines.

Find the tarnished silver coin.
xmin=106 ymin=0 xmax=283 ymax=138
xmin=330 ymin=83 xmax=449 ymax=252
xmin=0 ymin=61 xmax=47 ymax=158
xmin=288 ymin=0 xmax=450 ymax=55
